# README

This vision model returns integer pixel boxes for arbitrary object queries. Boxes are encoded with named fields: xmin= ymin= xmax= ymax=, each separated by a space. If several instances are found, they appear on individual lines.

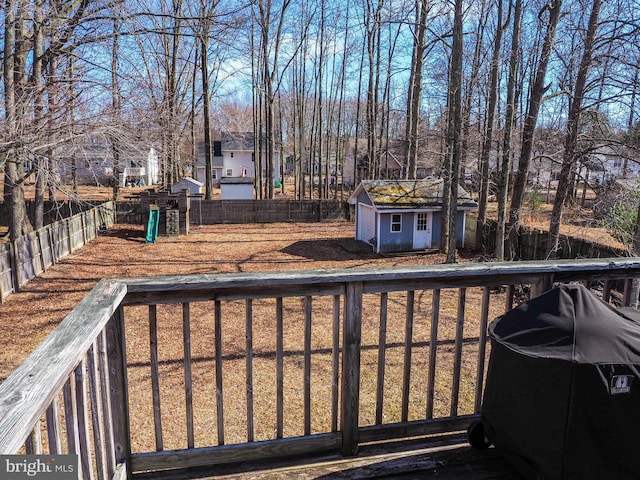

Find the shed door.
xmin=358 ymin=204 xmax=376 ymax=244
xmin=413 ymin=212 xmax=432 ymax=249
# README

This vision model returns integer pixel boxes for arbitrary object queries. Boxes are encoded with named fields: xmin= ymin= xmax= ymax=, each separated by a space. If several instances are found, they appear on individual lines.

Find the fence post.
xmin=36 ymin=229 xmax=46 ymax=273
xmin=66 ymin=218 xmax=73 ymax=253
xmin=341 ymin=281 xmax=362 ymax=456
xmin=93 ymin=207 xmax=99 ymax=238
xmin=10 ymin=240 xmax=20 ymax=293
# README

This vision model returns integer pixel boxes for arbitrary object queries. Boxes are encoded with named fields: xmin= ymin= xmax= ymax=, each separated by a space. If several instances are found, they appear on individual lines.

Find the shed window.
xmin=391 ymin=214 xmax=402 ymax=233
xmin=417 ymin=213 xmax=428 ymax=230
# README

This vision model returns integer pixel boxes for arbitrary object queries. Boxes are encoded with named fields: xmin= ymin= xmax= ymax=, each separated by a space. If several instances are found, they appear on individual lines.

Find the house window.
xmin=212 ymin=170 xmax=217 ymax=179
xmin=226 ymin=168 xmax=233 ymax=176
xmin=417 ymin=213 xmax=428 ymax=230
xmin=391 ymin=214 xmax=402 ymax=233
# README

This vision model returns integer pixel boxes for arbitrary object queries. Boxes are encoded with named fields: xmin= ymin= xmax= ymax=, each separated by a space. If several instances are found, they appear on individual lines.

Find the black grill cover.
xmin=482 ymin=283 xmax=640 ymax=480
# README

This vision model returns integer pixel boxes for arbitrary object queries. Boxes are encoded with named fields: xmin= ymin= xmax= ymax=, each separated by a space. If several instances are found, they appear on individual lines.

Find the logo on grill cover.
xmin=611 ymin=375 xmax=633 ymax=395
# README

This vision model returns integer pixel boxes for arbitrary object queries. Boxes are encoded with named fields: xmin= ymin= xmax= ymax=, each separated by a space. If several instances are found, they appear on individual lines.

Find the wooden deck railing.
xmin=1 ymin=258 xmax=640 ymax=479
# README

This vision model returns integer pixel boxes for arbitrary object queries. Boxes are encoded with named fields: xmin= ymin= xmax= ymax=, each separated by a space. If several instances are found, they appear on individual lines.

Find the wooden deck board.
xmin=133 ymin=434 xmax=523 ymax=480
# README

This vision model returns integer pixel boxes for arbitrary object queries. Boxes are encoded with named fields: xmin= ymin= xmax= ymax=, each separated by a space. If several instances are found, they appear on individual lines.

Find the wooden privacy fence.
xmin=0 ymin=202 xmax=115 ymax=301
xmin=1 ymin=258 xmax=640 ymax=480
xmin=190 ymin=199 xmax=352 ymax=224
xmin=470 ymin=217 xmax=626 ymax=260
xmin=116 ymin=199 xmax=353 ymax=226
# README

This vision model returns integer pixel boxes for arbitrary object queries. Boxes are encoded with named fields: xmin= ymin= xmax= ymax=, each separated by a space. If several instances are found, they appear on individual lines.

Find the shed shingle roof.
xmin=352 ymin=179 xmax=476 ymax=209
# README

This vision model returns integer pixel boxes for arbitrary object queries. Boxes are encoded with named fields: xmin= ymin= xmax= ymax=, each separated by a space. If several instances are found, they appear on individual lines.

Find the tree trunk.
xmin=442 ymin=0 xmax=463 ymax=263
xmin=509 ymin=0 xmax=562 ymax=242
xmin=475 ymin=0 xmax=507 ymax=251
xmin=547 ymin=0 xmax=602 ymax=258
xmin=33 ymin=0 xmax=46 ymax=230
xmin=200 ymin=9 xmax=214 ymax=200
xmin=404 ymin=0 xmax=429 ymax=180
xmin=111 ymin=15 xmax=121 ymax=201
xmin=495 ymin=0 xmax=522 ymax=261
xmin=3 ymin=0 xmax=33 ymax=241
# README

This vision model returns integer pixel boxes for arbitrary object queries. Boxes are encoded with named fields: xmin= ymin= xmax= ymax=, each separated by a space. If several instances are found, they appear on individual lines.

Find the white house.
xmin=195 ymin=131 xmax=281 ymax=186
xmin=56 ymin=134 xmax=159 ymax=187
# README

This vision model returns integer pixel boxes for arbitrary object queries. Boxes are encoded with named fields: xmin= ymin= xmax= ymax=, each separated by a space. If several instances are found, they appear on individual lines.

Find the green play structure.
xmin=145 ymin=207 xmax=160 ymax=243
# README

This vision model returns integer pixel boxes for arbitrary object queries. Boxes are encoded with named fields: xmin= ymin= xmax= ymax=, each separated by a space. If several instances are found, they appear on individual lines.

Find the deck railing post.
xmin=340 ymin=281 xmax=363 ymax=457
xmin=623 ymin=278 xmax=640 ymax=307
xmin=531 ymin=273 xmax=555 ymax=298
xmin=106 ymin=306 xmax=131 ymax=479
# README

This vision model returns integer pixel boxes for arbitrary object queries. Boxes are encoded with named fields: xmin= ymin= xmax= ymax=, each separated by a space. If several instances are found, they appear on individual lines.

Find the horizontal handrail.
xmin=121 ymin=257 xmax=640 ymax=302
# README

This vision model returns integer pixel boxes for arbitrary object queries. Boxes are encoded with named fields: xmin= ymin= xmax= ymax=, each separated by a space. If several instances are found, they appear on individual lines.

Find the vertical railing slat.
xmin=304 ymin=296 xmax=312 ymax=436
xmin=276 ymin=298 xmax=284 ymax=439
xmin=505 ymin=284 xmax=515 ymax=311
xmin=88 ymin=341 xmax=107 ymax=480
xmin=106 ymin=307 xmax=131 ymax=472
xmin=426 ymin=289 xmax=440 ymax=419
xmin=401 ymin=291 xmax=415 ymax=423
xmin=75 ymin=359 xmax=95 ymax=480
xmin=375 ymin=293 xmax=388 ymax=425
xmin=245 ymin=299 xmax=254 ymax=443
xmin=183 ymin=303 xmax=194 ymax=449
xmin=450 ymin=288 xmax=466 ymax=417
xmin=46 ymin=398 xmax=63 ymax=455
xmin=149 ymin=305 xmax=163 ymax=451
xmin=63 ymin=375 xmax=80 ymax=464
xmin=25 ymin=419 xmax=42 ymax=454
xmin=98 ymin=329 xmax=116 ymax=477
xmin=331 ymin=294 xmax=341 ymax=432
xmin=623 ymin=278 xmax=635 ymax=307
xmin=214 ymin=300 xmax=225 ymax=445
xmin=474 ymin=287 xmax=491 ymax=413
xmin=603 ymin=280 xmax=613 ymax=303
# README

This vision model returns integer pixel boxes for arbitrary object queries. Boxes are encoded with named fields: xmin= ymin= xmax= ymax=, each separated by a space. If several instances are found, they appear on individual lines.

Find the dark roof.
xmin=349 ymin=179 xmax=476 ymax=209
xmin=221 ymin=131 xmax=255 ymax=151
xmin=220 ymin=177 xmax=254 ymax=185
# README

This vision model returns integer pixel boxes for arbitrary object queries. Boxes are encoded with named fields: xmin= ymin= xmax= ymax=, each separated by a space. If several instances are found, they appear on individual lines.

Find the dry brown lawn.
xmin=1 ymin=221 xmax=501 ymax=453
xmin=0 ymin=197 xmax=623 ymax=455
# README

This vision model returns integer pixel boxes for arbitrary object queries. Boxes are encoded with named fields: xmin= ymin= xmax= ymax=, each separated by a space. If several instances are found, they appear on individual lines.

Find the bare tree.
xmin=547 ymin=0 xmax=602 ymax=258
xmin=508 ymin=0 xmax=563 ymax=256
xmin=253 ymin=0 xmax=292 ymax=199
xmin=495 ymin=0 xmax=522 ymax=261
xmin=404 ymin=0 xmax=432 ymax=180
xmin=441 ymin=0 xmax=463 ymax=262
xmin=475 ymin=0 xmax=509 ymax=251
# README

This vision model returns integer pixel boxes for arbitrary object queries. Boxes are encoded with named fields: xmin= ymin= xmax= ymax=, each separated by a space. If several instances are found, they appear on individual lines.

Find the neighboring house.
xmin=345 ymin=138 xmax=436 ymax=187
xmin=171 ymin=177 xmax=203 ymax=195
xmin=56 ymin=134 xmax=159 ymax=187
xmin=195 ymin=131 xmax=281 ymax=186
xmin=347 ymin=178 xmax=477 ymax=254
xmin=526 ymin=145 xmax=640 ymax=188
